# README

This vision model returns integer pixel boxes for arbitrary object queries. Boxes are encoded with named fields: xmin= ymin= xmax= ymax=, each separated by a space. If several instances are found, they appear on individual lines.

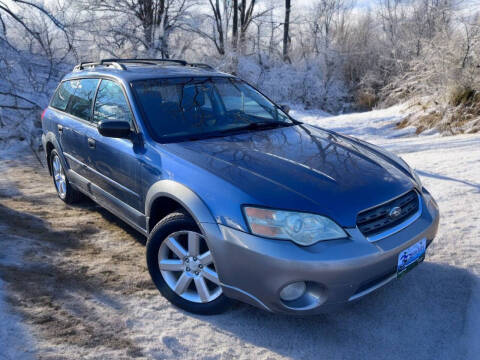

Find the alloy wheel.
xmin=52 ymin=155 xmax=67 ymax=199
xmin=158 ymin=230 xmax=222 ymax=303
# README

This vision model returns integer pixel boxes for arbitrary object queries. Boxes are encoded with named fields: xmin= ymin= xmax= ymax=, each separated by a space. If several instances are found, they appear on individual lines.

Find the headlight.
xmin=243 ymin=207 xmax=347 ymax=246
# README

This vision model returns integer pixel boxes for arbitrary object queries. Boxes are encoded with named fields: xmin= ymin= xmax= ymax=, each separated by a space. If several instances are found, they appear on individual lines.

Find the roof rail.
xmin=189 ymin=63 xmax=215 ymax=70
xmin=74 ymin=61 xmax=127 ymax=71
xmin=100 ymin=58 xmax=188 ymax=66
xmin=73 ymin=58 xmax=216 ymax=72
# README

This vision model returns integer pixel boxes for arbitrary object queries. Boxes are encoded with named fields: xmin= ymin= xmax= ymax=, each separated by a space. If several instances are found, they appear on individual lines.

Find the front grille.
xmin=356 ymin=190 xmax=419 ymax=237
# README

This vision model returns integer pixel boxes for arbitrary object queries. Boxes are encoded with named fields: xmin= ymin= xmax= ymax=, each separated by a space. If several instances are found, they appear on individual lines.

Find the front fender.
xmin=145 ymin=180 xmax=271 ymax=309
xmin=145 ymin=180 xmax=226 ymax=281
xmin=145 ymin=180 xmax=220 ymax=234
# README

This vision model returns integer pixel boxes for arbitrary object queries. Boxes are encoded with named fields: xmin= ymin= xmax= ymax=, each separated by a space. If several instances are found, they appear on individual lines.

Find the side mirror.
xmin=98 ymin=121 xmax=131 ymax=138
xmin=280 ymin=104 xmax=290 ymax=114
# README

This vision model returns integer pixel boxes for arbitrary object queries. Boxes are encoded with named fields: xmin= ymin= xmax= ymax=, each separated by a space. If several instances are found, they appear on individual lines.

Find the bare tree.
xmin=232 ymin=0 xmax=238 ymax=49
xmin=0 ymin=0 xmax=74 ymax=147
xmin=85 ymin=0 xmax=194 ymax=58
xmin=209 ymin=0 xmax=226 ymax=55
xmin=185 ymin=0 xmax=232 ymax=56
xmin=238 ymin=0 xmax=269 ymax=53
xmin=283 ymin=0 xmax=291 ymax=62
xmin=0 ymin=0 xmax=72 ymax=58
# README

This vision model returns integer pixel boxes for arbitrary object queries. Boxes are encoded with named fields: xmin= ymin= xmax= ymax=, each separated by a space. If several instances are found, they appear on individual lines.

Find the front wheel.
xmin=146 ymin=211 xmax=231 ymax=314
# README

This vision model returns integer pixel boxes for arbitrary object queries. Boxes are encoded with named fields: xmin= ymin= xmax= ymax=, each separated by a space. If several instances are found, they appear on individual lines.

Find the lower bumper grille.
xmin=356 ymin=190 xmax=420 ymax=238
xmin=349 ymin=269 xmax=397 ymax=301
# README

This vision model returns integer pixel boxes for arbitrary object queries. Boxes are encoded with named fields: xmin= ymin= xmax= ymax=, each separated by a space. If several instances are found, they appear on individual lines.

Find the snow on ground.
xmin=0 ymin=279 xmax=36 ymax=360
xmin=0 ymin=106 xmax=479 ymax=359
xmin=291 ymin=104 xmax=420 ymax=140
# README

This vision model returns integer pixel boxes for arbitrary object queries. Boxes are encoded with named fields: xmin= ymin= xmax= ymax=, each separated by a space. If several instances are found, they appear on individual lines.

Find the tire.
xmin=146 ymin=211 xmax=231 ymax=315
xmin=50 ymin=149 xmax=82 ymax=204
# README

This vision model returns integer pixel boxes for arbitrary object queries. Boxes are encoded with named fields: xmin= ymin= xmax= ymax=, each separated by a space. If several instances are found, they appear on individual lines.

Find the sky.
xmin=294 ymin=0 xmax=479 ymax=11
xmin=295 ymin=0 xmax=379 ymax=9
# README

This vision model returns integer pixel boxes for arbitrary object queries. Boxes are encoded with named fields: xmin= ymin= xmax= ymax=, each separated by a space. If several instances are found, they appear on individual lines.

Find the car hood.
xmin=163 ymin=124 xmax=416 ymax=227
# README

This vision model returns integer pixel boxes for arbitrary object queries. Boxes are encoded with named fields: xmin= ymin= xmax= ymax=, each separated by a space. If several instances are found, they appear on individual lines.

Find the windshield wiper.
xmin=169 ymin=122 xmax=293 ymax=143
xmin=218 ymin=121 xmax=292 ymax=134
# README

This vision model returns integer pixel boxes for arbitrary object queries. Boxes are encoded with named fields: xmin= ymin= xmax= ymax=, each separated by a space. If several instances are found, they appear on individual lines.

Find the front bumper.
xmin=203 ymin=190 xmax=439 ymax=314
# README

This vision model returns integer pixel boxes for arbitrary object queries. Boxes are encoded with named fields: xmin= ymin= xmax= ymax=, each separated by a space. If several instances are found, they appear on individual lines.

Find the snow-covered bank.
xmin=291 ymin=104 xmax=418 ymax=140
xmin=0 ymin=106 xmax=478 ymax=359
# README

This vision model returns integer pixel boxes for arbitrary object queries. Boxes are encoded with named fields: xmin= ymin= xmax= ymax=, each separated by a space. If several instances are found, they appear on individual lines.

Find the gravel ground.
xmin=0 ymin=108 xmax=479 ymax=360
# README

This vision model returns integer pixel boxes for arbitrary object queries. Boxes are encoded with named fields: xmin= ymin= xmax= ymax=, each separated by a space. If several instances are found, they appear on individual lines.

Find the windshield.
xmin=132 ymin=77 xmax=293 ymax=142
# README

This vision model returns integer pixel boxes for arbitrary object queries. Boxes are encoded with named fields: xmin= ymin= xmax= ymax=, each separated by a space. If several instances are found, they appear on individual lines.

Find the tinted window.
xmin=68 ymin=79 xmax=99 ymax=121
xmin=50 ymin=81 xmax=76 ymax=111
xmin=93 ymin=80 xmax=133 ymax=125
xmin=133 ymin=77 xmax=292 ymax=141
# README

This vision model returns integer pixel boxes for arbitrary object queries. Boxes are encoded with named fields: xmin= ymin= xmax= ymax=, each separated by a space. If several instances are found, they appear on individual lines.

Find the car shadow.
xmin=198 ymin=262 xmax=476 ymax=360
xmin=70 ymin=196 xmax=147 ymax=246
xmin=0 ymin=201 xmax=145 ymax=357
xmin=417 ymin=170 xmax=480 ymax=192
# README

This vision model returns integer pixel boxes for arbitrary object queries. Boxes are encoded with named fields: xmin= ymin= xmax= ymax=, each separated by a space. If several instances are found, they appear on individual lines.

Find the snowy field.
xmin=0 ymin=107 xmax=479 ymax=359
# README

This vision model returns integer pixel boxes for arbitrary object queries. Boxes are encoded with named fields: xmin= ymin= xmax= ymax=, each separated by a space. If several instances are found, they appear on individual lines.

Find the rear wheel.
xmin=50 ymin=149 xmax=82 ymax=204
xmin=146 ymin=211 xmax=231 ymax=314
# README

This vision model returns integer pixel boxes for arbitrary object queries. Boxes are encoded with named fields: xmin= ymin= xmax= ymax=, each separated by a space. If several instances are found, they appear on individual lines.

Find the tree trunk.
xmin=137 ymin=0 xmax=170 ymax=57
xmin=232 ymin=0 xmax=238 ymax=50
xmin=239 ymin=0 xmax=255 ymax=53
xmin=283 ymin=0 xmax=291 ymax=63
xmin=239 ymin=0 xmax=246 ymax=52
xmin=215 ymin=0 xmax=225 ymax=55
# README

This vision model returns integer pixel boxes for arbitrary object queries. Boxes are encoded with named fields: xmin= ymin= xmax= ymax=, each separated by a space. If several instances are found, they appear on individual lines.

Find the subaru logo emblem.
xmin=388 ymin=206 xmax=402 ymax=218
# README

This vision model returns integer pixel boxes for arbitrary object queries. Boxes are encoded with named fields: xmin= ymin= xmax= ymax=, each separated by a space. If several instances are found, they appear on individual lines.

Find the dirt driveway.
xmin=0 ymin=148 xmax=478 ymax=360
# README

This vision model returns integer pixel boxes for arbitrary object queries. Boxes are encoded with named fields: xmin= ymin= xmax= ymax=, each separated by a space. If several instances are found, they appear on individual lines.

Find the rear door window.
xmin=68 ymin=79 xmax=99 ymax=121
xmin=50 ymin=80 xmax=76 ymax=112
xmin=93 ymin=79 xmax=133 ymax=125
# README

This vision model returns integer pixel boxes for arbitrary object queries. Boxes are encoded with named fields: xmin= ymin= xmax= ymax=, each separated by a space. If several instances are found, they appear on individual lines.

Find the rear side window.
xmin=50 ymin=81 xmax=76 ymax=111
xmin=68 ymin=79 xmax=99 ymax=121
xmin=93 ymin=79 xmax=133 ymax=125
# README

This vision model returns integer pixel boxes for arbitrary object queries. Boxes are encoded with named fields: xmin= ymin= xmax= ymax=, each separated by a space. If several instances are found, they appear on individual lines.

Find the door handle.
xmin=87 ymin=138 xmax=96 ymax=149
xmin=57 ymin=124 xmax=63 ymax=134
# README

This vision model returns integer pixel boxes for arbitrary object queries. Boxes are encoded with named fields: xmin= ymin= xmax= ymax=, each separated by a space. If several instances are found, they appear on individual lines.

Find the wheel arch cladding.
xmin=44 ymin=133 xmax=64 ymax=175
xmin=145 ymin=180 xmax=218 ymax=234
xmin=46 ymin=141 xmax=55 ymax=175
xmin=148 ymin=196 xmax=190 ymax=233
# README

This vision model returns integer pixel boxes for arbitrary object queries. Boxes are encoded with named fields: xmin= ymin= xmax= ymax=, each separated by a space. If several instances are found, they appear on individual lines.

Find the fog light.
xmin=279 ymin=282 xmax=306 ymax=301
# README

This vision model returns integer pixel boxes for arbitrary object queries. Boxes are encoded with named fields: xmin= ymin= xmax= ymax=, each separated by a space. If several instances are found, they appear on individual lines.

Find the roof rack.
xmin=73 ymin=58 xmax=216 ymax=71
xmin=189 ymin=63 xmax=215 ymax=70
xmin=74 ymin=60 xmax=127 ymax=71
xmin=101 ymin=58 xmax=188 ymax=66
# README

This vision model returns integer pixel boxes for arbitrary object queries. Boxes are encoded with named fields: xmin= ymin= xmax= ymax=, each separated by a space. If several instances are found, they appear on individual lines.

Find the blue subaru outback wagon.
xmin=41 ymin=59 xmax=439 ymax=314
